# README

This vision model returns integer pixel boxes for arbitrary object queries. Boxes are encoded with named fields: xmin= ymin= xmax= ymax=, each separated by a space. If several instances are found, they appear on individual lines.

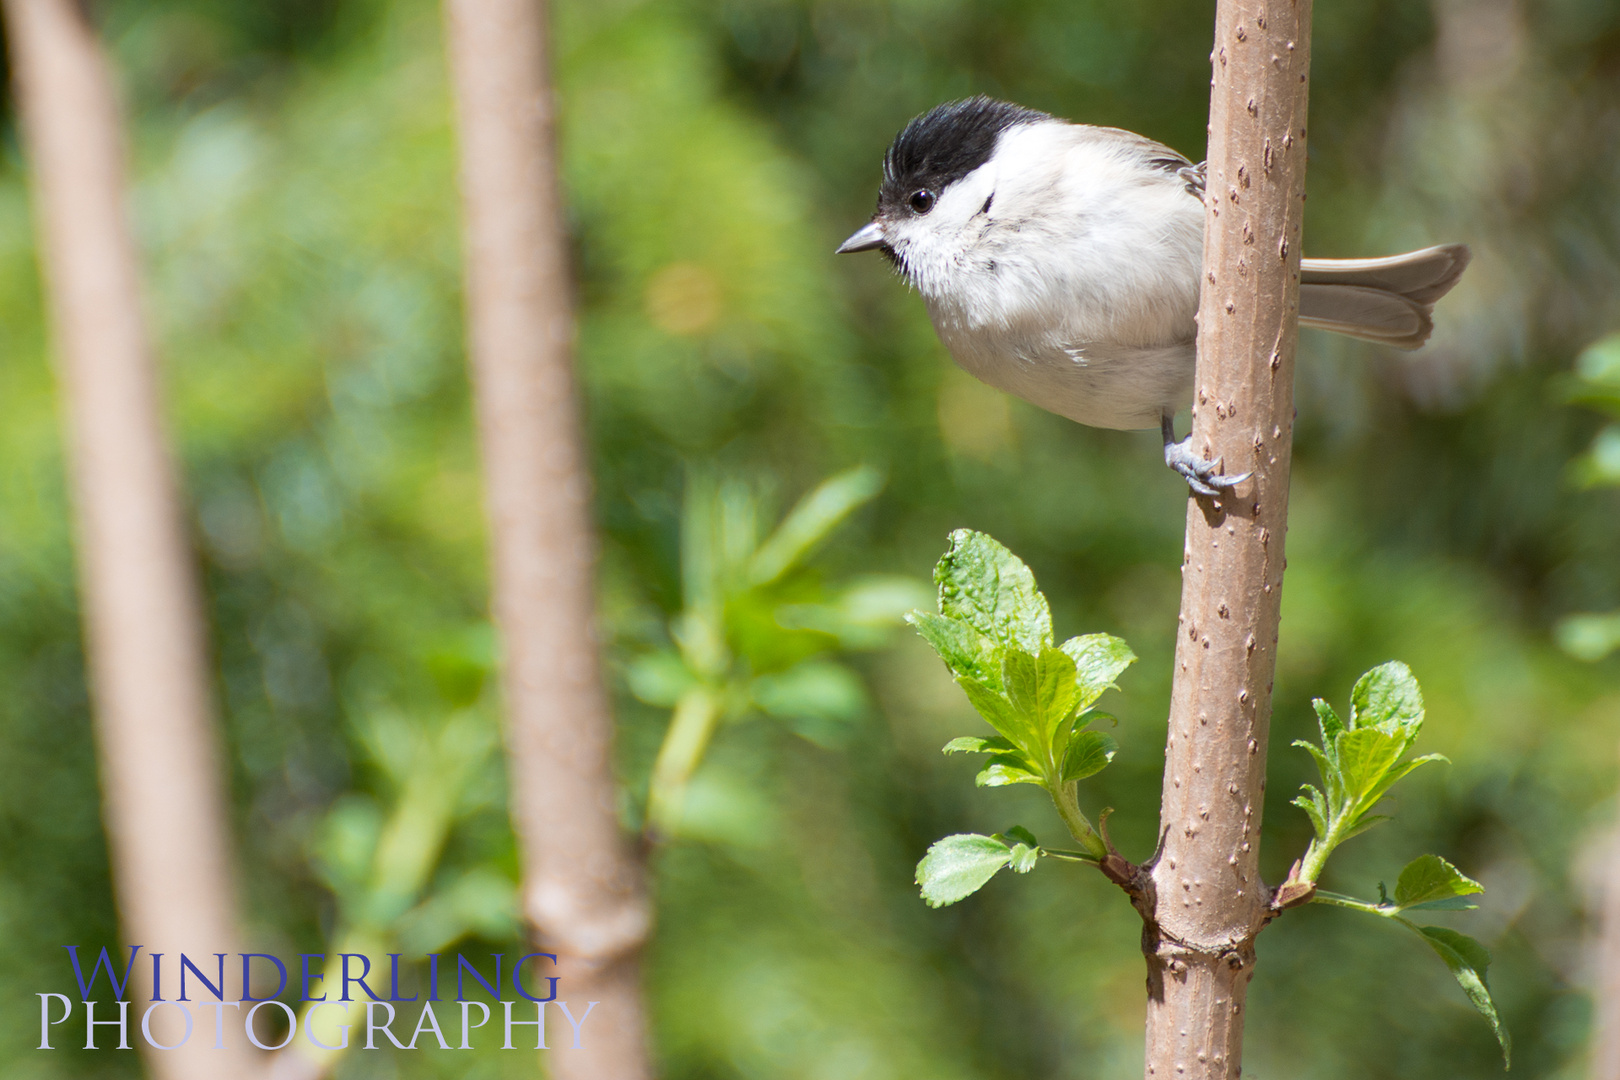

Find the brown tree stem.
xmin=1591 ymin=804 xmax=1620 ymax=1080
xmin=1141 ymin=2 xmax=1313 ymax=1078
xmin=2 ymin=1 xmax=262 ymax=1076
xmin=443 ymin=2 xmax=653 ymax=1077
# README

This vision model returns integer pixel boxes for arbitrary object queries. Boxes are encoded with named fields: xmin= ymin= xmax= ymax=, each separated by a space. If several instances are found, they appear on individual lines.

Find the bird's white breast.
xmin=902 ymin=121 xmax=1206 ymax=430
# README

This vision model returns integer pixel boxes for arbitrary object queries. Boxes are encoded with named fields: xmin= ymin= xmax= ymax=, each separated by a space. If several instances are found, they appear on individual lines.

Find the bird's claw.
xmin=1164 ymin=436 xmax=1249 ymax=497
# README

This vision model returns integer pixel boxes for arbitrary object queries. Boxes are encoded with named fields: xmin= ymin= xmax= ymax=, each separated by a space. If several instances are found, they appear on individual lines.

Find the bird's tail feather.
xmin=1297 ymin=243 xmax=1470 ymax=350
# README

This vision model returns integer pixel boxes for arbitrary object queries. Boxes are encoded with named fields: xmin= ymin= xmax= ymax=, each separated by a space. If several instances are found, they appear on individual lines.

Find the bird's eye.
xmin=909 ymin=189 xmax=937 ymax=214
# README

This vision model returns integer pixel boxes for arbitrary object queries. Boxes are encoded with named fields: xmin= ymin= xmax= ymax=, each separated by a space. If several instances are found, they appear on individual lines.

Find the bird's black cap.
xmin=878 ymin=96 xmax=1049 ymax=213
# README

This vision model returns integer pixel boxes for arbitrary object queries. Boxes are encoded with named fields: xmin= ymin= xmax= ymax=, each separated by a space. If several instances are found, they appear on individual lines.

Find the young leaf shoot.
xmin=1291 ymin=666 xmax=1509 ymax=1066
xmin=908 ymin=531 xmax=1134 ymax=904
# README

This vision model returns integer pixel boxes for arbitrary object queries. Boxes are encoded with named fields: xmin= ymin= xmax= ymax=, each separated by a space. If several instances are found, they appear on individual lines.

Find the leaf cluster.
xmin=311 ymin=709 xmax=513 ymax=955
xmin=628 ymin=465 xmax=915 ymax=732
xmin=1291 ymin=665 xmax=1509 ymax=1067
xmin=1291 ymin=661 xmax=1446 ymax=881
xmin=628 ymin=466 xmax=929 ymax=837
xmin=909 ymin=531 xmax=1134 ymax=904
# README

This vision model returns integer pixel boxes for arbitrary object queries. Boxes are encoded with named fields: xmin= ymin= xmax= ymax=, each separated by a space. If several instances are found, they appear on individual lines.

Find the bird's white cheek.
xmin=887 ymin=220 xmax=971 ymax=298
xmin=886 ymin=223 xmax=936 ymax=282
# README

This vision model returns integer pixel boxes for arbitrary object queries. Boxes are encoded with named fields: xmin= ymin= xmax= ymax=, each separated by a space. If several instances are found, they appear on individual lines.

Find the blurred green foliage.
xmin=630 ymin=464 xmax=928 ymax=841
xmin=2 ymin=0 xmax=1620 ymax=1078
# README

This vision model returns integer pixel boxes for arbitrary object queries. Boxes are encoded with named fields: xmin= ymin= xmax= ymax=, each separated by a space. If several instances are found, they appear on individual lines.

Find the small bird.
xmin=837 ymin=97 xmax=1470 ymax=494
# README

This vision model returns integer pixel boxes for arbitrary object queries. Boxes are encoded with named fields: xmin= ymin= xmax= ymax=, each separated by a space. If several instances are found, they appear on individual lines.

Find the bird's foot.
xmin=1163 ymin=435 xmax=1249 ymax=497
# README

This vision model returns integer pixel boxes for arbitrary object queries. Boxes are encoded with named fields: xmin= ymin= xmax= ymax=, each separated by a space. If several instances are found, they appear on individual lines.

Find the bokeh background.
xmin=4 ymin=0 xmax=1620 ymax=1076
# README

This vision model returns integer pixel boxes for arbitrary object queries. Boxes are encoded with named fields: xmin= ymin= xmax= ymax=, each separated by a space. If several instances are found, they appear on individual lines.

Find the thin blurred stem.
xmin=368 ymin=719 xmax=489 ymax=921
xmin=445 ymin=0 xmax=653 ymax=1077
xmin=1591 ymin=816 xmax=1620 ymax=1080
xmin=443 ymin=0 xmax=651 ymax=1075
xmin=1309 ymin=891 xmax=1390 ymax=917
xmin=1043 ymin=849 xmax=1103 ymax=864
xmin=267 ymin=930 xmax=385 ymax=1080
xmin=646 ymin=686 xmax=724 ymax=841
xmin=2 ymin=4 xmax=261 ymax=1078
xmin=267 ymin=724 xmax=492 ymax=1080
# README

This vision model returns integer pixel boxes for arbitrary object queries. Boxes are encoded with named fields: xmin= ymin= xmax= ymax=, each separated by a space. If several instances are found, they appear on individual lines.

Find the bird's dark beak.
xmin=836 ymin=220 xmax=887 ymax=254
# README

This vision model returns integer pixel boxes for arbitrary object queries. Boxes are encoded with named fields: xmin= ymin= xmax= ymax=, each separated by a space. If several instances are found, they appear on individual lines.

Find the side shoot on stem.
xmin=908 ymin=531 xmax=1510 ymax=1067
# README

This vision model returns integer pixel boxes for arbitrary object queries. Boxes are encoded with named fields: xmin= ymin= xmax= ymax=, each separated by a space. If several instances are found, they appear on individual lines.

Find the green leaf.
xmin=1354 ymin=753 xmax=1448 ymax=818
xmin=1405 ymin=896 xmax=1481 ymax=912
xmin=1336 ymin=814 xmax=1392 ymax=843
xmin=1000 ymin=649 xmax=1042 ymax=719
xmin=1000 ymin=648 xmax=1082 ymax=762
xmin=1061 ymin=730 xmax=1118 ymax=782
xmin=993 ymin=829 xmax=1042 ymax=873
xmin=916 ymin=834 xmax=1012 ymax=907
xmin=749 ymin=465 xmax=884 ymax=586
xmin=626 ymin=650 xmax=697 ymax=708
xmin=1292 ymin=789 xmax=1327 ymax=838
xmin=1334 ymin=728 xmax=1406 ymax=804
xmin=1071 ymin=710 xmax=1116 ymax=731
xmin=1394 ymin=855 xmax=1483 ymax=912
xmin=752 ymin=661 xmax=868 ymax=725
xmin=1415 ymin=926 xmax=1511 ymax=1067
xmin=1349 ymin=661 xmax=1424 ymax=737
xmin=976 ymin=755 xmax=1045 ymax=788
xmin=957 ymin=676 xmax=1040 ymax=751
xmin=933 ymin=530 xmax=1052 ymax=653
xmin=1312 ymin=698 xmax=1345 ymax=749
xmin=1421 ymin=925 xmax=1492 ymax=972
xmin=942 ymin=735 xmax=1018 ymax=755
xmin=1293 ymin=740 xmax=1342 ymax=810
xmin=1060 ymin=634 xmax=1136 ymax=706
xmin=1008 ymin=648 xmax=1080 ymax=737
xmin=833 ymin=575 xmax=936 ymax=627
xmin=1294 ymin=737 xmax=1337 ymax=787
xmin=1006 ymin=842 xmax=1039 ymax=873
xmin=776 ymin=575 xmax=933 ymax=650
xmin=908 ymin=611 xmax=1000 ymax=685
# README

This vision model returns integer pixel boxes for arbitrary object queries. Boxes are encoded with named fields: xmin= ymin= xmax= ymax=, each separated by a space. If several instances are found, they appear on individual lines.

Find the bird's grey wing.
xmin=1297 ymin=243 xmax=1471 ymax=350
xmin=1079 ymin=125 xmax=1202 ymax=194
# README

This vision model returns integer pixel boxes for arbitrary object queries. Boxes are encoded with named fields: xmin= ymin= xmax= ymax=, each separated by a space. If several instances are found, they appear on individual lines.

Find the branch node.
xmin=1269 ymin=860 xmax=1317 ymax=912
xmin=1096 ymin=808 xmax=1142 ymax=895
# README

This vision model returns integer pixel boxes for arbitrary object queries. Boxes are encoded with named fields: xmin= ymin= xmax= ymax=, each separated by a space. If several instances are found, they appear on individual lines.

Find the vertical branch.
xmin=444 ymin=2 xmax=653 ymax=1078
xmin=1143 ymin=2 xmax=1312 ymax=1078
xmin=2 ymin=2 xmax=260 ymax=1077
xmin=1592 ymin=814 xmax=1620 ymax=1080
